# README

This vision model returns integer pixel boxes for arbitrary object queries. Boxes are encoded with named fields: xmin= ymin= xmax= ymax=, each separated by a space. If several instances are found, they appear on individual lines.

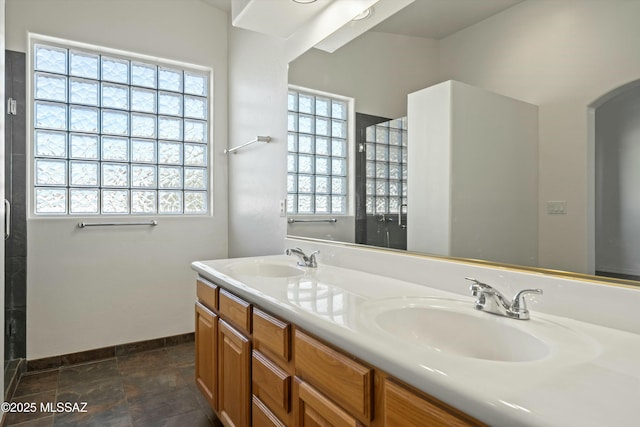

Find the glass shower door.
xmin=4 ymin=49 xmax=27 ymax=397
xmin=356 ymin=115 xmax=408 ymax=250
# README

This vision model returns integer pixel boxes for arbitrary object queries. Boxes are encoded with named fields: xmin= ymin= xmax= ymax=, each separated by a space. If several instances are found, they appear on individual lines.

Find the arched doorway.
xmin=593 ymin=82 xmax=640 ymax=281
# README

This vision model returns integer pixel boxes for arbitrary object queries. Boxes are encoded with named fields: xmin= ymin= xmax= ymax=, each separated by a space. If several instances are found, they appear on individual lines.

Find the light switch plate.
xmin=547 ymin=201 xmax=567 ymax=215
xmin=279 ymin=199 xmax=286 ymax=217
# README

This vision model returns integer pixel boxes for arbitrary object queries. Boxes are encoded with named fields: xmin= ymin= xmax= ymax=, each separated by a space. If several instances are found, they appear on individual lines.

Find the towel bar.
xmin=287 ymin=218 xmax=337 ymax=224
xmin=78 ymin=220 xmax=158 ymax=228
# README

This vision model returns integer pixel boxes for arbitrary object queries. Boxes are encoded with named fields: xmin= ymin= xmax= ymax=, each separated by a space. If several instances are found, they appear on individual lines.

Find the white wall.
xmin=408 ymin=81 xmax=538 ymax=267
xmin=6 ymin=0 xmax=229 ymax=359
xmin=227 ymin=27 xmax=288 ymax=257
xmin=595 ymin=86 xmax=640 ymax=276
xmin=450 ymin=81 xmax=538 ymax=266
xmin=438 ymin=0 xmax=640 ymax=273
xmin=288 ymin=31 xmax=440 ymax=119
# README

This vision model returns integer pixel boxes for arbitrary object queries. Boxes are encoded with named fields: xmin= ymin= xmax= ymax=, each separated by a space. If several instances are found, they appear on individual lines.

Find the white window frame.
xmin=28 ymin=33 xmax=214 ymax=217
xmin=287 ymin=85 xmax=355 ymax=217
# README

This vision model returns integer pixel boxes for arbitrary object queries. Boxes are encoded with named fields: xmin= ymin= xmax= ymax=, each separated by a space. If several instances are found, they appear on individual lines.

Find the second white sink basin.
xmin=361 ymin=298 xmax=556 ymax=362
xmin=227 ymin=260 xmax=305 ymax=278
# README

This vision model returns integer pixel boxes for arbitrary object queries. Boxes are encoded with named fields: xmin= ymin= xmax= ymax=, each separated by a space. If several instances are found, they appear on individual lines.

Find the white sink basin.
xmin=227 ymin=260 xmax=305 ymax=278
xmin=361 ymin=298 xmax=552 ymax=362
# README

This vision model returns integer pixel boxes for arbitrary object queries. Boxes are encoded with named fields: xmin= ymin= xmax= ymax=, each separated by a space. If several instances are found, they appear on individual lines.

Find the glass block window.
xmin=287 ymin=89 xmax=349 ymax=214
xmin=365 ymin=118 xmax=408 ymax=215
xmin=33 ymin=42 xmax=210 ymax=215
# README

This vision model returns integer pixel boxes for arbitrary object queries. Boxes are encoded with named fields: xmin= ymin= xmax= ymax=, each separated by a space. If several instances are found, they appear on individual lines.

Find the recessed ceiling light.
xmin=352 ymin=7 xmax=373 ymax=21
xmin=292 ymin=0 xmax=317 ymax=4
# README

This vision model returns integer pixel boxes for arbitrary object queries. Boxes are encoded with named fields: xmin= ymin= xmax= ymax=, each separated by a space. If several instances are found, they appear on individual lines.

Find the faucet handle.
xmin=511 ymin=289 xmax=543 ymax=314
xmin=308 ymin=250 xmax=319 ymax=267
xmin=285 ymin=247 xmax=304 ymax=255
xmin=465 ymin=277 xmax=496 ymax=296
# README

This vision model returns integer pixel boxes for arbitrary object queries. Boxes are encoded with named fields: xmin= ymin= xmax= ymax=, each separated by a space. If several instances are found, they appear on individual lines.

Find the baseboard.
xmin=4 ymin=358 xmax=26 ymax=400
xmin=26 ymin=332 xmax=195 ymax=372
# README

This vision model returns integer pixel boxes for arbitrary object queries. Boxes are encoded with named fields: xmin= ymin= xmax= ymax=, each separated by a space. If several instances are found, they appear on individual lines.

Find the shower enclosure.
xmin=4 ymin=50 xmax=26 ymax=396
xmin=355 ymin=113 xmax=407 ymax=250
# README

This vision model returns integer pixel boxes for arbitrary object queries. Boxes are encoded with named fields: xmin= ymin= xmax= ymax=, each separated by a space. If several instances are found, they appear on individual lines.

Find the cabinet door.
xmin=218 ymin=319 xmax=251 ymax=427
xmin=294 ymin=379 xmax=363 ymax=427
xmin=195 ymin=302 xmax=218 ymax=410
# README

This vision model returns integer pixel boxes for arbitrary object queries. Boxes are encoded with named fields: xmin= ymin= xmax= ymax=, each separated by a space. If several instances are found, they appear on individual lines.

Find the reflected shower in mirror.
xmin=357 ymin=116 xmax=408 ymax=250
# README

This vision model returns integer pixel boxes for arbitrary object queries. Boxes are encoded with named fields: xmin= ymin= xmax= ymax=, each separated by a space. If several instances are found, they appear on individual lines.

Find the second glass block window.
xmin=287 ymin=89 xmax=349 ymax=214
xmin=33 ymin=42 xmax=210 ymax=215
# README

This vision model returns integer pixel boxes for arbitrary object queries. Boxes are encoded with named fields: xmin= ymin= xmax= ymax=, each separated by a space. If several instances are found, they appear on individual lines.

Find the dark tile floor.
xmin=3 ymin=343 xmax=222 ymax=427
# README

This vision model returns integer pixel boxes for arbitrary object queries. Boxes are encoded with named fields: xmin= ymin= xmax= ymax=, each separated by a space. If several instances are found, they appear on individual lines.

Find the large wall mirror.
xmin=286 ymin=0 xmax=640 ymax=287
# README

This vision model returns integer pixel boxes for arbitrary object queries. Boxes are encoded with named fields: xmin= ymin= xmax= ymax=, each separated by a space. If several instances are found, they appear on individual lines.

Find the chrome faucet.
xmin=465 ymin=277 xmax=542 ymax=320
xmin=285 ymin=247 xmax=319 ymax=268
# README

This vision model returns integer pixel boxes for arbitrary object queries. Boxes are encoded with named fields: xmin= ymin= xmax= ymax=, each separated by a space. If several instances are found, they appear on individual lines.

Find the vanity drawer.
xmin=219 ymin=289 xmax=252 ymax=334
xmin=384 ymin=379 xmax=487 ymax=427
xmin=253 ymin=308 xmax=291 ymax=363
xmin=294 ymin=379 xmax=360 ymax=427
xmin=196 ymin=278 xmax=218 ymax=311
xmin=253 ymin=395 xmax=287 ymax=427
xmin=252 ymin=350 xmax=291 ymax=413
xmin=294 ymin=330 xmax=373 ymax=423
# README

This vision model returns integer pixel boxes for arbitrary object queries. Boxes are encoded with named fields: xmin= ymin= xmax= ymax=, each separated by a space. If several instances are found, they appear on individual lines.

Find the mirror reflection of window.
xmin=287 ymin=281 xmax=348 ymax=326
xmin=287 ymin=87 xmax=350 ymax=215
xmin=365 ymin=118 xmax=408 ymax=216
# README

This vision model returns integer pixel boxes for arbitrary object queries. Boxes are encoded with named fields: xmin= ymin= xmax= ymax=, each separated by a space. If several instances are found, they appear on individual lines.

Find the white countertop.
xmin=192 ymin=255 xmax=640 ymax=427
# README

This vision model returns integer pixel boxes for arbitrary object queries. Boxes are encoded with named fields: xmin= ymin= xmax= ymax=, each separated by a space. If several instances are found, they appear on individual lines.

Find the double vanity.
xmin=191 ymin=242 xmax=640 ymax=426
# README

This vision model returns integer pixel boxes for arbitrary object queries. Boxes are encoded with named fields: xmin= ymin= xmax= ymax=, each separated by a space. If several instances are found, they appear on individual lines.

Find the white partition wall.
xmin=408 ymin=80 xmax=538 ymax=267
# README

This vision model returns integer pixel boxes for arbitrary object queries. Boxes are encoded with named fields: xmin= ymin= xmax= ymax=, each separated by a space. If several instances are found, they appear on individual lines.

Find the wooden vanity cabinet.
xmin=195 ymin=277 xmax=487 ymax=427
